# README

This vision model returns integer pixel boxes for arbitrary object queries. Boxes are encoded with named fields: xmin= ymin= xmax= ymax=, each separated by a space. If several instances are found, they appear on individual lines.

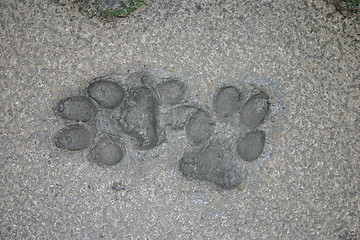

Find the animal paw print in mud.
xmin=177 ymin=86 xmax=270 ymax=190
xmin=53 ymin=71 xmax=270 ymax=190
xmin=53 ymin=71 xmax=186 ymax=166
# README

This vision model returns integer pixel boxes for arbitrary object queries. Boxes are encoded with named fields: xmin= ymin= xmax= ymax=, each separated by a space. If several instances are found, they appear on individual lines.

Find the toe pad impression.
xmin=90 ymin=138 xmax=125 ymax=166
xmin=88 ymin=80 xmax=124 ymax=109
xmin=55 ymin=96 xmax=97 ymax=122
xmin=241 ymin=92 xmax=269 ymax=128
xmin=236 ymin=131 xmax=266 ymax=161
xmin=214 ymin=86 xmax=241 ymax=118
xmin=54 ymin=124 xmax=94 ymax=151
xmin=186 ymin=110 xmax=214 ymax=145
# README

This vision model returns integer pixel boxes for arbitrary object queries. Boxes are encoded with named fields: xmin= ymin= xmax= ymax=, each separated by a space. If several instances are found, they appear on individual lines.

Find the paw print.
xmin=53 ymin=71 xmax=186 ymax=166
xmin=53 ymin=70 xmax=270 ymax=190
xmin=178 ymin=85 xmax=270 ymax=189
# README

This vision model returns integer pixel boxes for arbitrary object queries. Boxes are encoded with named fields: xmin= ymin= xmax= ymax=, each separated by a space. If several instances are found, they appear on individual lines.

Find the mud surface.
xmin=2 ymin=0 xmax=358 ymax=239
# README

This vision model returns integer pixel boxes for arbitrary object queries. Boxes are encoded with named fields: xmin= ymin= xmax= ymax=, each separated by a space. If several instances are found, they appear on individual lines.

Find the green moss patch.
xmin=72 ymin=0 xmax=147 ymax=20
xmin=101 ymin=0 xmax=147 ymax=18
xmin=329 ymin=0 xmax=359 ymax=13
